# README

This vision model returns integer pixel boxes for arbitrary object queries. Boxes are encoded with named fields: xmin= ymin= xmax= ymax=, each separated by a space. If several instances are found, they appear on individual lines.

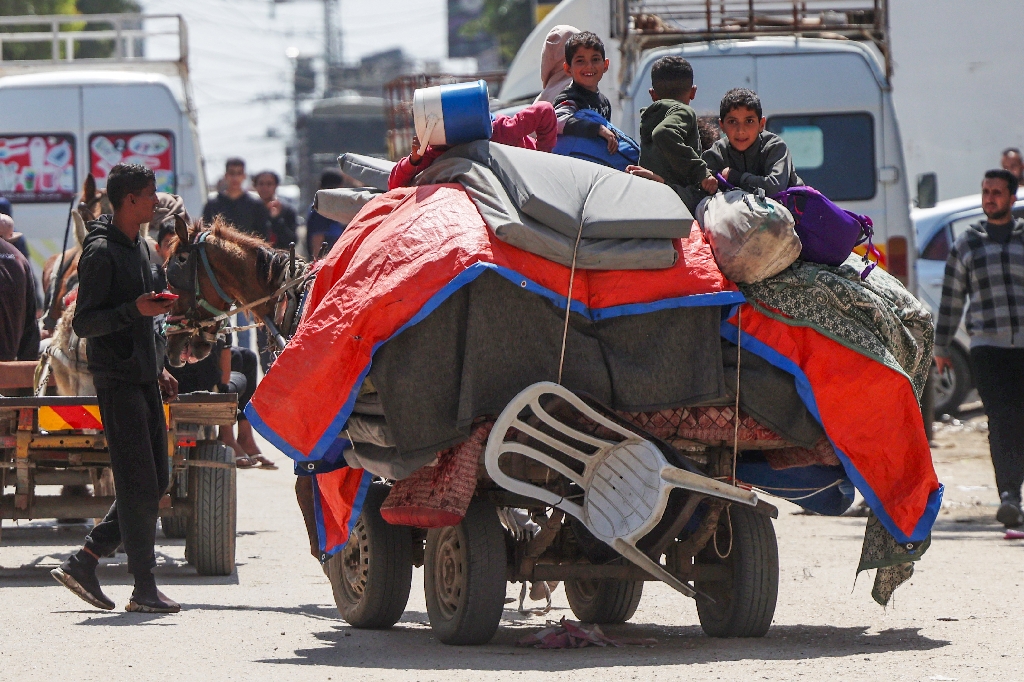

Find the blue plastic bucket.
xmin=413 ymin=80 xmax=492 ymax=147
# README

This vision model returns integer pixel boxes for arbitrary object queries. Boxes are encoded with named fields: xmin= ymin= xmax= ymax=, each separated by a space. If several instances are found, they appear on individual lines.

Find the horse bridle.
xmin=164 ymin=229 xmax=313 ymax=350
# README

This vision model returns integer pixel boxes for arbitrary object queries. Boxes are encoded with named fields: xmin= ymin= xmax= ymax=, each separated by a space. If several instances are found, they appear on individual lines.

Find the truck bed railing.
xmin=0 ymin=13 xmax=187 ymax=74
xmin=614 ymin=0 xmax=890 ymax=84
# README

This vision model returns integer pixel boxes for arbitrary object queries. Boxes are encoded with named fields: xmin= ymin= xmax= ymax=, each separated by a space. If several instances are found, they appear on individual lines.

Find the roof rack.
xmin=0 ymin=13 xmax=188 ymax=81
xmin=613 ymin=0 xmax=890 ymax=87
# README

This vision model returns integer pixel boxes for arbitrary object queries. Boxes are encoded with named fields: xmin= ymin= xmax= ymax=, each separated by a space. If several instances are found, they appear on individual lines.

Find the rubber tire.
xmin=695 ymin=504 xmax=779 ymax=638
xmin=162 ymin=515 xmax=189 ymax=539
xmin=424 ymin=498 xmax=508 ymax=645
xmin=933 ymin=344 xmax=972 ymax=416
xmin=186 ymin=441 xmax=237 ymax=576
xmin=327 ymin=482 xmax=413 ymax=629
xmin=565 ymin=571 xmax=643 ymax=624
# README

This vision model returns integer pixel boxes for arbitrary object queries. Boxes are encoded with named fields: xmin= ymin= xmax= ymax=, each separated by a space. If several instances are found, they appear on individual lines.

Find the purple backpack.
xmin=770 ymin=185 xmax=878 ymax=278
xmin=714 ymin=175 xmax=878 ymax=278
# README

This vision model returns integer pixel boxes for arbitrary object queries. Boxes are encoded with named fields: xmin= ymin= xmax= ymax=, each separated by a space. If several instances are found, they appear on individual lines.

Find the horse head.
xmin=164 ymin=215 xmax=297 ymax=367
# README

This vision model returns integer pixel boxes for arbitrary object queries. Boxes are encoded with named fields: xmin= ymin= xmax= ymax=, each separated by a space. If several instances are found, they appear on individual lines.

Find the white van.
xmin=0 ymin=14 xmax=205 ymax=273
xmin=500 ymin=0 xmax=915 ymax=290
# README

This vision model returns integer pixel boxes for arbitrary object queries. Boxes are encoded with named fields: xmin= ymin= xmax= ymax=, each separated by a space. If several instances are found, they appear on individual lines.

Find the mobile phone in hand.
xmin=151 ymin=291 xmax=179 ymax=302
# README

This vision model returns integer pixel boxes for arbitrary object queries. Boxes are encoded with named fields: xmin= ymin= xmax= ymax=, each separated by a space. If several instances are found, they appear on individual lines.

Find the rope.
xmin=752 ymin=478 xmax=844 ymax=501
xmin=557 ymin=176 xmax=610 ymax=385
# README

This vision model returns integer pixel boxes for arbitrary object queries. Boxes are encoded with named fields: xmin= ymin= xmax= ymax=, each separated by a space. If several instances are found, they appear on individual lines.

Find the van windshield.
xmin=766 ymin=113 xmax=875 ymax=202
xmin=0 ymin=133 xmax=77 ymax=203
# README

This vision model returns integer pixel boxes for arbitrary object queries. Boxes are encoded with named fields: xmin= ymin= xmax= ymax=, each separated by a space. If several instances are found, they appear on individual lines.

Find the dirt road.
xmin=2 ymin=417 xmax=1022 ymax=682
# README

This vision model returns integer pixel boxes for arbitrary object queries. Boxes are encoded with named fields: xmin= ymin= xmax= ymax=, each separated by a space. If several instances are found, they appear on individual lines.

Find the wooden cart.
xmin=0 ymin=392 xmax=239 ymax=576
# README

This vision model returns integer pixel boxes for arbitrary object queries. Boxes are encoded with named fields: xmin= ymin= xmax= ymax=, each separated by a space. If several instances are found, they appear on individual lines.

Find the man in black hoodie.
xmin=51 ymin=163 xmax=181 ymax=614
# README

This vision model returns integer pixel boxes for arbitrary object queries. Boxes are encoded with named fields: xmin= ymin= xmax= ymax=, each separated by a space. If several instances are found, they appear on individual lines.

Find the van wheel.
xmin=327 ymin=482 xmax=413 ymax=629
xmin=424 ymin=498 xmax=507 ymax=645
xmin=933 ymin=345 xmax=972 ymax=415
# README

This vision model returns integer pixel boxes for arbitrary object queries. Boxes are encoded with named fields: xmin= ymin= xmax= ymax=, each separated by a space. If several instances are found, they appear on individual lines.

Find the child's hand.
xmin=598 ymin=126 xmax=618 ymax=154
xmin=701 ymin=176 xmax=719 ymax=194
xmin=721 ymin=167 xmax=730 ymax=180
xmin=410 ymin=136 xmax=422 ymax=163
xmin=625 ymin=165 xmax=665 ymax=183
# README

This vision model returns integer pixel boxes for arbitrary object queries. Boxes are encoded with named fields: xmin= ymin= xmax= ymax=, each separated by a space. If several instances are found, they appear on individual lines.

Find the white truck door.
xmin=0 ymin=84 xmax=83 ymax=272
xmin=81 ymin=83 xmax=184 ymax=197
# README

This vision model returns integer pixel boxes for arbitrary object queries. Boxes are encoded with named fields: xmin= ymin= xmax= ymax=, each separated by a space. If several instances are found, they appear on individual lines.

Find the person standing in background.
xmin=935 ymin=169 xmax=1024 ymax=529
xmin=254 ymin=170 xmax=298 ymax=248
xmin=305 ymin=171 xmax=345 ymax=258
xmin=1001 ymin=148 xmax=1023 ymax=182
xmin=0 ymin=235 xmax=39 ymax=361
xmin=203 ymin=158 xmax=271 ymax=353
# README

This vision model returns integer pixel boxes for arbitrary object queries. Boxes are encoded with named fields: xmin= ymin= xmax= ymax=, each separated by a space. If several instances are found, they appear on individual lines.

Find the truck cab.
xmin=0 ymin=14 xmax=205 ymax=274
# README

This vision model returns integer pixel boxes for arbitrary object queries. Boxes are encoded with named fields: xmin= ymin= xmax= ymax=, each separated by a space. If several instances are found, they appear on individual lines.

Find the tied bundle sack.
xmin=771 ymin=185 xmax=879 ymax=278
xmin=697 ymin=186 xmax=801 ymax=284
xmin=552 ymin=109 xmax=640 ymax=171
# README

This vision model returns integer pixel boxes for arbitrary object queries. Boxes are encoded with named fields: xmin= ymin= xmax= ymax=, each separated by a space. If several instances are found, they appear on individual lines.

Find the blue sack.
xmin=552 ymin=109 xmax=640 ymax=171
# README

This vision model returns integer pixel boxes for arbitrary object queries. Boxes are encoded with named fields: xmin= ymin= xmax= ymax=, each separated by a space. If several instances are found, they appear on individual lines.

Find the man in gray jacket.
xmin=935 ymin=169 xmax=1024 ymax=528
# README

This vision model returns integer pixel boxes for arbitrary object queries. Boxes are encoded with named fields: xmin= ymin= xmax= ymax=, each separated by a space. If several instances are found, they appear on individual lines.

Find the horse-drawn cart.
xmin=0 ymin=389 xmax=239 ymax=576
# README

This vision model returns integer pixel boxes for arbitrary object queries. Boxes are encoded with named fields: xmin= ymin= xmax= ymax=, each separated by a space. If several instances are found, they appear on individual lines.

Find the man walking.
xmin=52 ymin=164 xmax=181 ymax=613
xmin=935 ymin=169 xmax=1024 ymax=528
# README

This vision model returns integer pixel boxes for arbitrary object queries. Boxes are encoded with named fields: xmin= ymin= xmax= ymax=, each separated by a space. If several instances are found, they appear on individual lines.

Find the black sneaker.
xmin=50 ymin=556 xmax=115 ymax=610
xmin=126 ymin=573 xmax=180 ymax=614
xmin=996 ymin=492 xmax=1024 ymax=528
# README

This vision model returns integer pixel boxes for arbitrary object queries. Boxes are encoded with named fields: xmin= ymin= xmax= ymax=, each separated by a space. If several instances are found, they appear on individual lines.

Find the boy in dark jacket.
xmin=703 ymin=88 xmax=802 ymax=194
xmin=53 ymin=163 xmax=182 ymax=614
xmin=633 ymin=56 xmax=718 ymax=212
xmin=552 ymin=31 xmax=618 ymax=154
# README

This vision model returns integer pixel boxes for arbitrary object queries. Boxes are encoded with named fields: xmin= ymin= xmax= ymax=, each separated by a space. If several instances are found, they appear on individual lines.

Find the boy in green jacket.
xmin=629 ymin=56 xmax=717 ymax=213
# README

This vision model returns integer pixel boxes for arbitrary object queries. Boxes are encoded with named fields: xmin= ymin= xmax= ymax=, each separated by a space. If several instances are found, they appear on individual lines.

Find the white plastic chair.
xmin=484 ymin=382 xmax=758 ymax=598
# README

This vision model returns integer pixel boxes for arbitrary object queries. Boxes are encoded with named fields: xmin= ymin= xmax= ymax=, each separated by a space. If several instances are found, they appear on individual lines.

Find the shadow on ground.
xmin=252 ymin=614 xmax=950 ymax=671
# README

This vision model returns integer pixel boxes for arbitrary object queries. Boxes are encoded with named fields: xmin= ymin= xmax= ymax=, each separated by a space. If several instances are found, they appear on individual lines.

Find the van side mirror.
xmin=916 ymin=173 xmax=937 ymax=209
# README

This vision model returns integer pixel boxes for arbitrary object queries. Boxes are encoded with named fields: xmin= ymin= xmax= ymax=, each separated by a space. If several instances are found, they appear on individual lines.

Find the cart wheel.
xmin=327 ymin=482 xmax=413 ymax=628
xmin=186 ymin=441 xmax=236 ymax=576
xmin=162 ymin=515 xmax=189 ymax=539
xmin=565 ymin=569 xmax=643 ymax=624
xmin=695 ymin=504 xmax=778 ymax=638
xmin=424 ymin=498 xmax=507 ymax=645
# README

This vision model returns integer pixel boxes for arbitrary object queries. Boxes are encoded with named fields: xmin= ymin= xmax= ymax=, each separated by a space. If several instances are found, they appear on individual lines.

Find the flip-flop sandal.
xmin=250 ymin=455 xmax=278 ymax=470
xmin=235 ymin=455 xmax=255 ymax=469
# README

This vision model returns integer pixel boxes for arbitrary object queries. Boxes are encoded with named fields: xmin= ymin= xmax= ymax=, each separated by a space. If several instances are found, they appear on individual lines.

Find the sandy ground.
xmin=2 ymin=413 xmax=1022 ymax=682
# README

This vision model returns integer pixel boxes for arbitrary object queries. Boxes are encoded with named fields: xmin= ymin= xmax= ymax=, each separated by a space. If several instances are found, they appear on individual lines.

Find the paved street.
xmin=2 ymin=415 xmax=1022 ymax=682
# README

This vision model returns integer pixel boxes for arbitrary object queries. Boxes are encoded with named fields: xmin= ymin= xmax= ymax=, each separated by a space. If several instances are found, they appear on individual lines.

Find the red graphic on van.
xmin=90 ymin=132 xmax=176 ymax=193
xmin=0 ymin=134 xmax=77 ymax=203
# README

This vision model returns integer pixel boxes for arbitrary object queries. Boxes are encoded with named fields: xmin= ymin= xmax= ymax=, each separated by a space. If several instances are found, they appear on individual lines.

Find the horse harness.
xmin=164 ymin=230 xmax=314 ymax=350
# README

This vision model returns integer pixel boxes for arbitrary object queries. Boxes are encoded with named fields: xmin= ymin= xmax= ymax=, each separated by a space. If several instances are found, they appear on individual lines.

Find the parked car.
xmin=913 ymin=189 xmax=1024 ymax=414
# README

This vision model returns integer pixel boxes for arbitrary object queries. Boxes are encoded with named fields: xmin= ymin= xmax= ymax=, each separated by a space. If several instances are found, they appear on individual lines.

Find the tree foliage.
xmin=460 ymin=0 xmax=532 ymax=68
xmin=0 ymin=0 xmax=141 ymax=60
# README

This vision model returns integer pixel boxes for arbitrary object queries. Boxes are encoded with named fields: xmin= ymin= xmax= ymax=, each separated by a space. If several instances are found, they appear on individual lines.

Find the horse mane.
xmin=188 ymin=216 xmax=292 ymax=287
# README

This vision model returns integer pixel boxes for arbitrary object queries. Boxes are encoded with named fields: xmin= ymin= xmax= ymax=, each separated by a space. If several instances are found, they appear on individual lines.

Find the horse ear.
xmin=82 ymin=174 xmax=97 ymax=203
xmin=174 ymin=215 xmax=189 ymax=244
xmin=72 ymin=211 xmax=87 ymax=248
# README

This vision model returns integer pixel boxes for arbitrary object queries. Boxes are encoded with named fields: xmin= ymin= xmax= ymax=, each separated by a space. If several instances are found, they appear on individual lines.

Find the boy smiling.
xmin=552 ymin=31 xmax=618 ymax=154
xmin=703 ymin=88 xmax=802 ymax=194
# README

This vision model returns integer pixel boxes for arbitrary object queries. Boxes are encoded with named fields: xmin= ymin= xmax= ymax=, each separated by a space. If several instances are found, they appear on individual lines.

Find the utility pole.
xmin=324 ymin=0 xmax=342 ymax=65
